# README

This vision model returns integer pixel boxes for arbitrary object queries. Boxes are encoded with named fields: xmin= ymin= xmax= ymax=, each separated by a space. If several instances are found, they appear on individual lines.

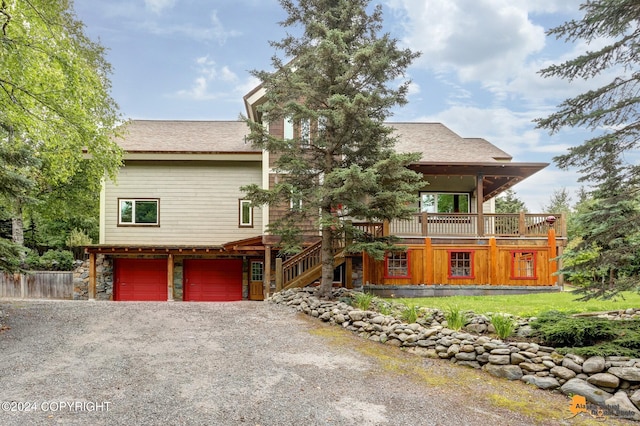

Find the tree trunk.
xmin=12 ymin=201 xmax=24 ymax=246
xmin=316 ymin=226 xmax=334 ymax=299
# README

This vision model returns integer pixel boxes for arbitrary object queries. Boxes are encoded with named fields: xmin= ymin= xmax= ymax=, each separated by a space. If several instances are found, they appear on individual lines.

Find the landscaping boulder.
xmin=560 ymin=378 xmax=613 ymax=406
xmin=582 ymin=356 xmax=606 ymax=374
xmin=483 ymin=364 xmax=523 ymax=381
xmin=521 ymin=375 xmax=560 ymax=390
xmin=604 ymin=391 xmax=640 ymax=421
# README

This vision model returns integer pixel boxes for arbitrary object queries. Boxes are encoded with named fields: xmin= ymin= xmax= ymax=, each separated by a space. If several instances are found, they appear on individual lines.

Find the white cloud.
xmin=387 ymin=0 xmax=546 ymax=82
xmin=142 ymin=10 xmax=241 ymax=44
xmin=144 ymin=0 xmax=176 ymax=14
xmin=174 ymin=56 xmax=239 ymax=100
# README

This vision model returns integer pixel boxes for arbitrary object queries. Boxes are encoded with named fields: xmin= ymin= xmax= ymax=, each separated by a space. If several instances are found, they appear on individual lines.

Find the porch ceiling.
xmin=408 ymin=162 xmax=548 ymax=201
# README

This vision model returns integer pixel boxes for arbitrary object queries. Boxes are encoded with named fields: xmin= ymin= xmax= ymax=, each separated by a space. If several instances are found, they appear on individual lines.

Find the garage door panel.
xmin=115 ymin=258 xmax=167 ymax=301
xmin=184 ymin=259 xmax=242 ymax=302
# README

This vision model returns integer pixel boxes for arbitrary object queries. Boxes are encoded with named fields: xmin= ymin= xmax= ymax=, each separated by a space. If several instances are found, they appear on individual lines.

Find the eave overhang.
xmin=408 ymin=161 xmax=548 ymax=201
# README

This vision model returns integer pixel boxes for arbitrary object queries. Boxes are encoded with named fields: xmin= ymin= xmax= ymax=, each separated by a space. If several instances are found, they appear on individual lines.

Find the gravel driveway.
xmin=0 ymin=300 xmax=632 ymax=425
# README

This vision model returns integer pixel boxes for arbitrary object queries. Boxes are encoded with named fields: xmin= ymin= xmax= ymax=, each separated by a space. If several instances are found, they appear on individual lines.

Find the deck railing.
xmin=388 ymin=212 xmax=565 ymax=238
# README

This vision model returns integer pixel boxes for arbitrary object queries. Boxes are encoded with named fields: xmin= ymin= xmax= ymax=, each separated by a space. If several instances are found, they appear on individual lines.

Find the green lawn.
xmin=391 ymin=288 xmax=640 ymax=318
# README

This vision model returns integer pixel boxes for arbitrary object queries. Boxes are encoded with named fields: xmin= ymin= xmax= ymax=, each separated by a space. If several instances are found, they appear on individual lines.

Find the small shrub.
xmin=445 ymin=306 xmax=467 ymax=331
xmin=401 ymin=303 xmax=420 ymax=323
xmin=25 ymin=249 xmax=74 ymax=271
xmin=352 ymin=292 xmax=374 ymax=310
xmin=490 ymin=313 xmax=516 ymax=340
xmin=65 ymin=228 xmax=93 ymax=247
xmin=530 ymin=311 xmax=618 ymax=347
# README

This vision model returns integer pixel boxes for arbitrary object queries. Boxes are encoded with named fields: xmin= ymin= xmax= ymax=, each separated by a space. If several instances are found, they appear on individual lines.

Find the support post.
xmin=264 ymin=245 xmax=272 ymax=298
xmin=489 ymin=237 xmax=498 ymax=285
xmin=345 ymin=257 xmax=353 ymax=289
xmin=89 ymin=252 xmax=96 ymax=301
xmin=424 ymin=238 xmax=433 ymax=285
xmin=548 ymin=228 xmax=558 ymax=285
xmin=167 ymin=254 xmax=174 ymax=301
xmin=476 ymin=174 xmax=484 ymax=236
xmin=275 ymin=258 xmax=283 ymax=292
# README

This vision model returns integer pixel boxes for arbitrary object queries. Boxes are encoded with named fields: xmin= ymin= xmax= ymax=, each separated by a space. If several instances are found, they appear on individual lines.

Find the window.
xmin=385 ymin=251 xmax=410 ymax=278
xmin=290 ymin=190 xmax=303 ymax=211
xmin=118 ymin=199 xmax=159 ymax=225
xmin=448 ymin=250 xmax=474 ymax=278
xmin=239 ymin=199 xmax=253 ymax=228
xmin=420 ymin=192 xmax=470 ymax=213
xmin=511 ymin=251 xmax=537 ymax=279
xmin=251 ymin=261 xmax=264 ymax=282
xmin=299 ymin=118 xmax=311 ymax=147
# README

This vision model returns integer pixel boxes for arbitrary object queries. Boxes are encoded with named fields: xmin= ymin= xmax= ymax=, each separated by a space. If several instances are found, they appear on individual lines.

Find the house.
xmin=84 ymin=88 xmax=566 ymax=301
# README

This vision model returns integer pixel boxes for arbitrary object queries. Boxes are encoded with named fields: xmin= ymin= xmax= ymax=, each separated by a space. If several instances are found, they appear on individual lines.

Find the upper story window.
xmin=239 ymin=199 xmax=253 ymax=228
xmin=420 ymin=192 xmax=470 ymax=213
xmin=118 ymin=199 xmax=159 ymax=226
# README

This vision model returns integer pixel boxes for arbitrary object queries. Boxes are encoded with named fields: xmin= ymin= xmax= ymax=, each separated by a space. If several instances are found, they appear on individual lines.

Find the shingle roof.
xmin=390 ymin=123 xmax=512 ymax=163
xmin=117 ymin=120 xmax=512 ymax=163
xmin=117 ymin=120 xmax=256 ymax=153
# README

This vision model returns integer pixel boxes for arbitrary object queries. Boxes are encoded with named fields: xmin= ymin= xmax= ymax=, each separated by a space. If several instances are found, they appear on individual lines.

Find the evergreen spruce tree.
xmin=535 ymin=0 xmax=640 ymax=298
xmin=242 ymin=0 xmax=423 ymax=298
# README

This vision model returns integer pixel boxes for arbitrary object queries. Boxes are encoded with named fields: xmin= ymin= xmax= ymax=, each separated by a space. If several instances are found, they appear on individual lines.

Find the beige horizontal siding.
xmin=103 ymin=161 xmax=262 ymax=245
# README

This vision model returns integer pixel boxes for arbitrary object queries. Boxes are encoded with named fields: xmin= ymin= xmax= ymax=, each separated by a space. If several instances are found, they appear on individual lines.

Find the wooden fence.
xmin=0 ymin=272 xmax=73 ymax=299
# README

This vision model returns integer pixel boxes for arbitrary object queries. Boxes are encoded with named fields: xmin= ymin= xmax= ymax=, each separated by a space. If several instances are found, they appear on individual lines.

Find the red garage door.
xmin=183 ymin=259 xmax=242 ymax=301
xmin=115 ymin=258 xmax=167 ymax=301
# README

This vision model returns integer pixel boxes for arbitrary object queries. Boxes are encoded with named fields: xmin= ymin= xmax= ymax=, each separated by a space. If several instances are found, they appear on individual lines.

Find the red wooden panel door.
xmin=115 ymin=258 xmax=167 ymax=301
xmin=183 ymin=259 xmax=242 ymax=301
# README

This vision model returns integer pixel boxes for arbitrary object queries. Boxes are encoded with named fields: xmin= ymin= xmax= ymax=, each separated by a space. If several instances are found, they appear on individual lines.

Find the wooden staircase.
xmin=278 ymin=240 xmax=345 ymax=290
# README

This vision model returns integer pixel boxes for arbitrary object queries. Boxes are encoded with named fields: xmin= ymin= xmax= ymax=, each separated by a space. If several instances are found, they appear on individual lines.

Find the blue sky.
xmin=73 ymin=0 xmax=595 ymax=211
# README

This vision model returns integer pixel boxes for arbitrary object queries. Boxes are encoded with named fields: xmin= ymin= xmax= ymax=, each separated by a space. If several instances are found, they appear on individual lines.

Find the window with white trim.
xmin=239 ymin=199 xmax=253 ymax=228
xmin=118 ymin=199 xmax=159 ymax=225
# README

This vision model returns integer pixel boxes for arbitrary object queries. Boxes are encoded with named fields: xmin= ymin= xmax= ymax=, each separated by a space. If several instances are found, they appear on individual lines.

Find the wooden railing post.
xmin=518 ymin=211 xmax=526 ymax=236
xmin=421 ymin=212 xmax=428 ymax=236
xmin=264 ymin=245 xmax=271 ymax=298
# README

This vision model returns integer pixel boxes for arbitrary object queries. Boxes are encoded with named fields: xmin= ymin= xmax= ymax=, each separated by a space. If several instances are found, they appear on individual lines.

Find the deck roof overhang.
xmin=408 ymin=161 xmax=548 ymax=201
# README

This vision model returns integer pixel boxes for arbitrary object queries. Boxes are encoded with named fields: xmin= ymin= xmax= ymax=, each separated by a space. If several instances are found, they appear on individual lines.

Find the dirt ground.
xmin=0 ymin=300 xmax=634 ymax=425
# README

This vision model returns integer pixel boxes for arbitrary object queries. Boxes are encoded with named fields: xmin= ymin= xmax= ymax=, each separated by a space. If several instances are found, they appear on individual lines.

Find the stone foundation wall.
xmin=270 ymin=288 xmax=640 ymax=421
xmin=73 ymin=255 xmax=113 ymax=300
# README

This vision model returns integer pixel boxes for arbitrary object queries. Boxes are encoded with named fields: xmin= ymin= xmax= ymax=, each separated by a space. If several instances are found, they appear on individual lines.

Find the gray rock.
xmin=488 ymin=354 xmax=511 ymax=365
xmin=516 ymin=325 xmax=533 ymax=338
xmin=370 ymin=315 xmax=385 ymax=324
xmin=630 ymin=389 xmax=640 ymax=408
xmin=348 ymin=310 xmax=365 ymax=321
xmin=550 ymin=366 xmax=576 ymax=381
xmin=455 ymin=352 xmax=477 ymax=361
xmin=604 ymin=391 xmax=640 ymax=421
xmin=447 ymin=344 xmax=460 ymax=356
xmin=521 ymin=375 xmax=560 ymax=390
xmin=511 ymin=352 xmax=528 ymax=365
xmin=457 ymin=360 xmax=481 ymax=369
xmin=560 ymin=378 xmax=613 ymax=406
xmin=483 ymin=364 xmax=523 ymax=381
xmin=491 ymin=348 xmax=512 ymax=355
xmin=587 ymin=373 xmax=620 ymax=389
xmin=520 ymin=362 xmax=548 ymax=373
xmin=608 ymin=367 xmax=640 ymax=382
xmin=465 ymin=323 xmax=487 ymax=334
xmin=582 ymin=356 xmax=606 ymax=374
xmin=562 ymin=358 xmax=583 ymax=373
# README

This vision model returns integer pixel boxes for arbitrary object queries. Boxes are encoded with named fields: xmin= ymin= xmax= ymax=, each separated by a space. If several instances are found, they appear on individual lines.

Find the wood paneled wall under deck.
xmin=362 ymin=233 xmax=559 ymax=287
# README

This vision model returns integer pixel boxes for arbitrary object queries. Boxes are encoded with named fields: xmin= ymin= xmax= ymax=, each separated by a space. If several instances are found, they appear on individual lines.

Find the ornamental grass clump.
xmin=401 ymin=303 xmax=420 ymax=324
xmin=490 ymin=313 xmax=516 ymax=340
xmin=444 ymin=305 xmax=467 ymax=331
xmin=352 ymin=292 xmax=374 ymax=311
